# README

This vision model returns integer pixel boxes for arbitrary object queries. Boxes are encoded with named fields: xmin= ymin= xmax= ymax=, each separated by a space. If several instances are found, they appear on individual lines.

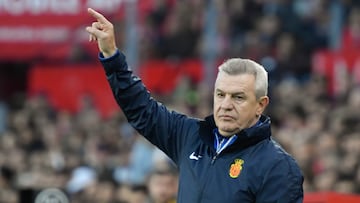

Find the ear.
xmin=256 ymin=96 xmax=269 ymax=116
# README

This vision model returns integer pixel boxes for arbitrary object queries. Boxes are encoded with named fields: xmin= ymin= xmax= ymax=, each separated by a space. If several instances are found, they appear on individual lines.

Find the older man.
xmin=86 ymin=8 xmax=304 ymax=203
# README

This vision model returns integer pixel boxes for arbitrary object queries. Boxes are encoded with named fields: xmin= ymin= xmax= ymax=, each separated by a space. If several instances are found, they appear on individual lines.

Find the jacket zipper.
xmin=198 ymin=152 xmax=218 ymax=202
xmin=211 ymin=153 xmax=219 ymax=164
xmin=212 ymin=134 xmax=237 ymax=165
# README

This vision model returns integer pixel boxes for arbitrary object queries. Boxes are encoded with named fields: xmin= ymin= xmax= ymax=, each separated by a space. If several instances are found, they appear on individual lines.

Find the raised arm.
xmin=85 ymin=8 xmax=198 ymax=164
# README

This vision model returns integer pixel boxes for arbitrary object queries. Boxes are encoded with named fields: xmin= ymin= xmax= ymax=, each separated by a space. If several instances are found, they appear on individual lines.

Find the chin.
xmin=218 ymin=131 xmax=234 ymax=137
xmin=218 ymin=127 xmax=236 ymax=135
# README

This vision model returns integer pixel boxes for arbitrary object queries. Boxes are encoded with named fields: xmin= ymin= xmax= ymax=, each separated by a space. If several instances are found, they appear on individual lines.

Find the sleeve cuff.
xmin=99 ymin=49 xmax=120 ymax=62
xmin=99 ymin=49 xmax=129 ymax=75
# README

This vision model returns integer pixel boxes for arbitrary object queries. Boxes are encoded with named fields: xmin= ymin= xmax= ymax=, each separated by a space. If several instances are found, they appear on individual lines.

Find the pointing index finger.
xmin=87 ymin=8 xmax=110 ymax=24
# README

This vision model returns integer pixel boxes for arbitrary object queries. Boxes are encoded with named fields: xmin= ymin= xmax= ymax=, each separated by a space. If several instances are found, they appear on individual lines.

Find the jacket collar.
xmin=199 ymin=115 xmax=271 ymax=152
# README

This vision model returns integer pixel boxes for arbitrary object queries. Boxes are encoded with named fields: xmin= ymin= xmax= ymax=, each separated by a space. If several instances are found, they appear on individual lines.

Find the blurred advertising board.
xmin=28 ymin=63 xmax=119 ymax=118
xmin=27 ymin=58 xmax=192 ymax=117
xmin=0 ymin=0 xmax=153 ymax=61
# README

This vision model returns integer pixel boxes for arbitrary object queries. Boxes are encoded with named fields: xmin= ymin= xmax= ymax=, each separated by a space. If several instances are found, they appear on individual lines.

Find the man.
xmin=86 ymin=8 xmax=304 ymax=203
xmin=146 ymin=167 xmax=178 ymax=203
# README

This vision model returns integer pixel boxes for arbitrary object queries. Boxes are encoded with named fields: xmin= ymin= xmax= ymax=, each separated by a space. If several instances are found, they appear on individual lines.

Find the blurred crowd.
xmin=0 ymin=95 xmax=179 ymax=203
xmin=1 ymin=0 xmax=360 ymax=202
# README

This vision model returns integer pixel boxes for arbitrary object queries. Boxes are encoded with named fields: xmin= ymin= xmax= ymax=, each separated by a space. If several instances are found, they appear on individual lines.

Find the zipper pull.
xmin=211 ymin=154 xmax=218 ymax=164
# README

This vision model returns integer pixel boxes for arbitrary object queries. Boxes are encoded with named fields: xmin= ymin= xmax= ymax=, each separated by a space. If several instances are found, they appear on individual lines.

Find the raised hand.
xmin=86 ymin=8 xmax=117 ymax=57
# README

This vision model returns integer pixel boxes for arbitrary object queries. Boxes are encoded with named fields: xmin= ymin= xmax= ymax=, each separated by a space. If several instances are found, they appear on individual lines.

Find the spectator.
xmin=146 ymin=167 xmax=178 ymax=203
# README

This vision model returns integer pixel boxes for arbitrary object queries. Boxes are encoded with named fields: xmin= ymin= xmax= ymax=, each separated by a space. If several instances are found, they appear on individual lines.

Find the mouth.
xmin=219 ymin=115 xmax=235 ymax=120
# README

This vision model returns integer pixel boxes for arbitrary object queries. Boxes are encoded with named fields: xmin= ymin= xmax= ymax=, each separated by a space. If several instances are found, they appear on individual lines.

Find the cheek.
xmin=235 ymin=104 xmax=255 ymax=116
xmin=213 ymin=102 xmax=220 ymax=112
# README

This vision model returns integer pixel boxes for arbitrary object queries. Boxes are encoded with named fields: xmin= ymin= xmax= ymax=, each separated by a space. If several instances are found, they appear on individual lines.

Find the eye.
xmin=234 ymin=95 xmax=244 ymax=100
xmin=216 ymin=92 xmax=225 ymax=98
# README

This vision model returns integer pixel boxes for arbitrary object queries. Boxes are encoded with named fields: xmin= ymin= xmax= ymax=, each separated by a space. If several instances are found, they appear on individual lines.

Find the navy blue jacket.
xmin=100 ymin=50 xmax=304 ymax=203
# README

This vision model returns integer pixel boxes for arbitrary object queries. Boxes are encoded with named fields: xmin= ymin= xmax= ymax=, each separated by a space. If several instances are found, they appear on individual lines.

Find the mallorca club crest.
xmin=229 ymin=159 xmax=244 ymax=178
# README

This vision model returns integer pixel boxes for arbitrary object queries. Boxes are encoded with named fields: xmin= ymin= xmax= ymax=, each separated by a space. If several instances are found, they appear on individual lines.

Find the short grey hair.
xmin=217 ymin=58 xmax=268 ymax=99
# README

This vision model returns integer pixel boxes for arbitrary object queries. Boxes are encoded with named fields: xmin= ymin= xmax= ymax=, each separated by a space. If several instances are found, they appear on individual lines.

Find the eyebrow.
xmin=215 ymin=89 xmax=246 ymax=96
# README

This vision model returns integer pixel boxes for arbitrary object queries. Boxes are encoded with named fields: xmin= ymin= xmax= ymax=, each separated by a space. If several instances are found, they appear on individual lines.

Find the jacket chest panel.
xmin=179 ymin=144 xmax=255 ymax=202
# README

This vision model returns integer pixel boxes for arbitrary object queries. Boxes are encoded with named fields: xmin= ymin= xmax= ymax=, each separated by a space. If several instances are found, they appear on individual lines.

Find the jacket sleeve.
xmin=256 ymin=157 xmax=304 ymax=203
xmin=99 ymin=50 xmax=196 ymax=164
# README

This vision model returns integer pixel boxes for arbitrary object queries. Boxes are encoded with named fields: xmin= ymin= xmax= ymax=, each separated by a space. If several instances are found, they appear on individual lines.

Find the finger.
xmin=86 ymin=26 xmax=104 ymax=39
xmin=87 ymin=8 xmax=110 ymax=24
xmin=92 ymin=22 xmax=103 ymax=30
xmin=89 ymin=33 xmax=97 ymax=42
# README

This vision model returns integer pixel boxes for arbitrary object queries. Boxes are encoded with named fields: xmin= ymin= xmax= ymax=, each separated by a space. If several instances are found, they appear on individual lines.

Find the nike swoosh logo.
xmin=189 ymin=152 xmax=202 ymax=160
